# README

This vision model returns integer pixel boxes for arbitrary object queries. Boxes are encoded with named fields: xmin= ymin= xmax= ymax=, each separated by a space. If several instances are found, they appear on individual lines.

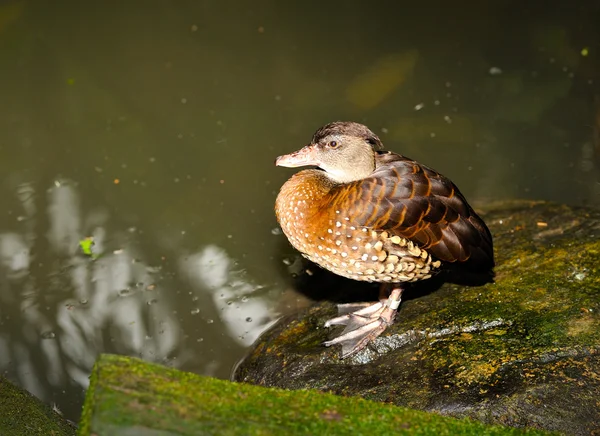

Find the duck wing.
xmin=330 ymin=151 xmax=494 ymax=269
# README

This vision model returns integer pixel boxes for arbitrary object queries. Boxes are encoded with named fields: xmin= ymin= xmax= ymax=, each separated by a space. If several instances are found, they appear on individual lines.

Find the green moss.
xmin=79 ymin=354 xmax=551 ymax=436
xmin=77 ymin=355 xmax=98 ymax=436
xmin=234 ymin=201 xmax=600 ymax=434
xmin=0 ymin=376 xmax=76 ymax=436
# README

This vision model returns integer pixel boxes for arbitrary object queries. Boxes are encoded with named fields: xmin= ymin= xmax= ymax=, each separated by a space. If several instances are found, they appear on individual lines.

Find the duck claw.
xmin=335 ymin=302 xmax=383 ymax=316
xmin=324 ymin=302 xmax=384 ymax=327
xmin=324 ymin=288 xmax=403 ymax=358
xmin=324 ymin=320 xmax=387 ymax=358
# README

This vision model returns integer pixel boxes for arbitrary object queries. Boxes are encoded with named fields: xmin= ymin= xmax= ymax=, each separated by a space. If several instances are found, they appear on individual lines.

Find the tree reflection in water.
xmin=0 ymin=180 xmax=279 ymax=420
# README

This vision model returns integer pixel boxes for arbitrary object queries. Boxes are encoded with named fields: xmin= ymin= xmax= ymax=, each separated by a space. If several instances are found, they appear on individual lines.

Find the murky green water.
xmin=0 ymin=0 xmax=598 ymax=422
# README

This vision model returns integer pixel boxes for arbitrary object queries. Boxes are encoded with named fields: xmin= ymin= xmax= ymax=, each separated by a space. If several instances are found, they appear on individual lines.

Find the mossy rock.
xmin=0 ymin=375 xmax=76 ymax=436
xmin=234 ymin=200 xmax=600 ymax=436
xmin=79 ymin=354 xmax=549 ymax=435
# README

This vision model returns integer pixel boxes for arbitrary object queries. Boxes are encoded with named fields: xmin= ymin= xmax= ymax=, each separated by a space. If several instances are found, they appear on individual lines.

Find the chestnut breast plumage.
xmin=275 ymin=122 xmax=494 ymax=285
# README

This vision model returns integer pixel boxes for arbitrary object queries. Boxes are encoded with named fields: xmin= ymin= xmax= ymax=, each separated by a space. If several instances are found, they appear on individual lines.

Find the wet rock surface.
xmin=234 ymin=200 xmax=600 ymax=435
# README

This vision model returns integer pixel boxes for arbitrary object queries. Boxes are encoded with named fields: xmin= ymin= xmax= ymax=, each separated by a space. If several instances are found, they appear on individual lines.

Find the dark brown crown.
xmin=311 ymin=121 xmax=383 ymax=151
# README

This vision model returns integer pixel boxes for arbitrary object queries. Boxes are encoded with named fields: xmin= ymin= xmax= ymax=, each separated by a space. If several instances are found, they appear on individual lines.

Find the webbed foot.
xmin=324 ymin=287 xmax=403 ymax=358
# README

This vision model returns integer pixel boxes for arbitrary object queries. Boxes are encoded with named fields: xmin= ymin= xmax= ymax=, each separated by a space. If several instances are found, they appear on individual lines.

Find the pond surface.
xmin=0 ymin=0 xmax=598 ymax=422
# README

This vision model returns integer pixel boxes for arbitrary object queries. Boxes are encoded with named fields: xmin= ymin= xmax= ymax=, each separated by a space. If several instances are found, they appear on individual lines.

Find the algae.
xmin=79 ymin=354 xmax=550 ymax=436
xmin=235 ymin=201 xmax=600 ymax=435
xmin=0 ymin=375 xmax=76 ymax=436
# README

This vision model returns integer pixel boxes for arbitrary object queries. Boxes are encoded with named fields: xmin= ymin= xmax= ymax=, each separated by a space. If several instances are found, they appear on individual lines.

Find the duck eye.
xmin=327 ymin=140 xmax=339 ymax=149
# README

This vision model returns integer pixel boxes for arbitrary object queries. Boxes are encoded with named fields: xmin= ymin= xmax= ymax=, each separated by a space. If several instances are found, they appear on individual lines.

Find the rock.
xmin=79 ymin=354 xmax=541 ymax=435
xmin=0 ymin=375 xmax=76 ymax=436
xmin=234 ymin=200 xmax=600 ymax=436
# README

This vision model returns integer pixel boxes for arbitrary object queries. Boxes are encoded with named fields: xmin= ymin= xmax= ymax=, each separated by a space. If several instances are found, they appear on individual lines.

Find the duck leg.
xmin=324 ymin=285 xmax=404 ymax=358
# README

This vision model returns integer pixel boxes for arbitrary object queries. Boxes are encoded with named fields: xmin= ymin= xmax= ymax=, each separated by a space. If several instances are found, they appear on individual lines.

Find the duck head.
xmin=276 ymin=121 xmax=383 ymax=184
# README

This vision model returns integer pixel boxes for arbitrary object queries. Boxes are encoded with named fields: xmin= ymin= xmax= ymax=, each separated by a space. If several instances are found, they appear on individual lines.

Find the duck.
xmin=275 ymin=121 xmax=494 ymax=358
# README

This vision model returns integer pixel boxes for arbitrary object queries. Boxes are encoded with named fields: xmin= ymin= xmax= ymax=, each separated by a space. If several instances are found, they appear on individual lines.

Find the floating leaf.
xmin=79 ymin=237 xmax=97 ymax=258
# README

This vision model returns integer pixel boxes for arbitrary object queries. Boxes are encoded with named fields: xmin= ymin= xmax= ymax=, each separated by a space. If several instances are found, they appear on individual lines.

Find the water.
xmin=0 ymin=0 xmax=598 ymax=422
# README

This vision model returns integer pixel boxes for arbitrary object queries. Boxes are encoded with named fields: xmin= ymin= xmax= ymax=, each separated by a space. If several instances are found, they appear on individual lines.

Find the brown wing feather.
xmin=330 ymin=151 xmax=494 ymax=269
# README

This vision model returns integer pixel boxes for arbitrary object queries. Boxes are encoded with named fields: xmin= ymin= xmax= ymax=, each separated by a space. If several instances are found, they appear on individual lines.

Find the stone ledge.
xmin=78 ymin=353 xmax=548 ymax=435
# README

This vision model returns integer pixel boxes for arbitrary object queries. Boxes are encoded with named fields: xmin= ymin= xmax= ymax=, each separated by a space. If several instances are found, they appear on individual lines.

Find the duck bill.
xmin=275 ymin=145 xmax=318 ymax=168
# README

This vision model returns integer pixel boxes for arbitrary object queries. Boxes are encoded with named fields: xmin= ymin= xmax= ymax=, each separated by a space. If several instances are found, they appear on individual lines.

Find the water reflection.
xmin=0 ymin=179 xmax=281 ymax=420
xmin=180 ymin=244 xmax=277 ymax=347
